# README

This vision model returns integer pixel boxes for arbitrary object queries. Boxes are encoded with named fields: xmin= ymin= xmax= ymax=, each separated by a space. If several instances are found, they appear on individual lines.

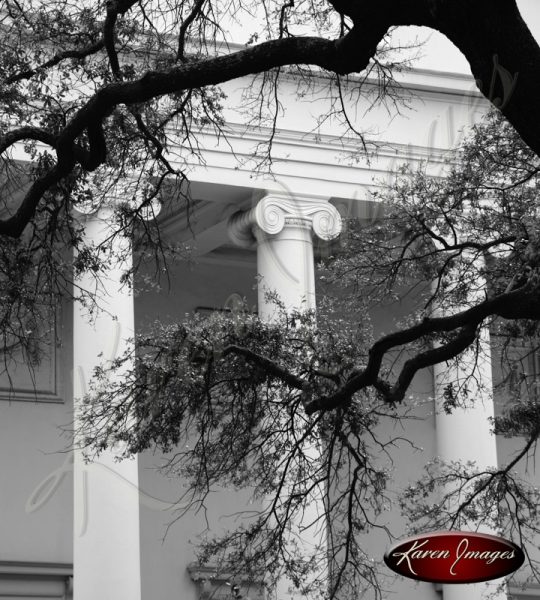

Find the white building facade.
xmin=1 ymin=36 xmax=540 ymax=600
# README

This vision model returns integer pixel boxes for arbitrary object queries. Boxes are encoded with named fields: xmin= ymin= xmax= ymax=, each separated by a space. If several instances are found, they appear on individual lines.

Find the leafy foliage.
xmin=76 ymin=111 xmax=540 ymax=595
xmin=3 ymin=0 xmax=540 ymax=596
xmin=80 ymin=305 xmax=398 ymax=598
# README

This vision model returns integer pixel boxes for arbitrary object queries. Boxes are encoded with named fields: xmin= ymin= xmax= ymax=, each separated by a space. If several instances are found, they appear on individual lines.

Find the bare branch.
xmin=103 ymin=0 xmax=139 ymax=78
xmin=0 ymin=32 xmax=371 ymax=237
xmin=176 ymin=0 xmax=207 ymax=61
xmin=4 ymin=40 xmax=105 ymax=86
xmin=306 ymin=282 xmax=540 ymax=414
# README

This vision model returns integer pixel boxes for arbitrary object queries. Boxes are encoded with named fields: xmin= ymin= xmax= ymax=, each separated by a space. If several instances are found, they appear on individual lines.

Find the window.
xmin=509 ymin=583 xmax=540 ymax=599
xmin=0 ymin=302 xmax=70 ymax=403
xmin=0 ymin=561 xmax=72 ymax=599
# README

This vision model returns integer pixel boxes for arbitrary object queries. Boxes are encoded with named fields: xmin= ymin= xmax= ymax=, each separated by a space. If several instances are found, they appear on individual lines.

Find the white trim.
xmin=0 ymin=561 xmax=72 ymax=600
xmin=509 ymin=584 xmax=540 ymax=598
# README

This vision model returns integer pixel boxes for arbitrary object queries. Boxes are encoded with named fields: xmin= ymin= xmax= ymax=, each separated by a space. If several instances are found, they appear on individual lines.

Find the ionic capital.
xmin=228 ymin=194 xmax=342 ymax=248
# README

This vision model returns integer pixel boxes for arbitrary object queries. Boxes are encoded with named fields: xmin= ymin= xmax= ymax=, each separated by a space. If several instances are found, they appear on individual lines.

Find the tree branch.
xmin=306 ymin=282 xmax=540 ymax=414
xmin=103 ymin=0 xmax=139 ymax=78
xmin=221 ymin=344 xmax=305 ymax=390
xmin=176 ymin=0 xmax=207 ymax=61
xmin=0 ymin=33 xmax=370 ymax=237
xmin=3 ymin=0 xmax=540 ymax=241
xmin=0 ymin=127 xmax=57 ymax=154
xmin=4 ymin=41 xmax=105 ymax=86
xmin=384 ymin=322 xmax=478 ymax=404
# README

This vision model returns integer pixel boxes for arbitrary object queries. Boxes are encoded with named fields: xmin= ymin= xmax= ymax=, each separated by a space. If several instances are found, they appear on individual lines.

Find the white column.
xmin=73 ymin=205 xmax=141 ymax=600
xmin=229 ymin=193 xmax=342 ymax=599
xmin=229 ymin=194 xmax=342 ymax=318
xmin=434 ymin=327 xmax=497 ymax=473
xmin=433 ymin=282 xmax=506 ymax=600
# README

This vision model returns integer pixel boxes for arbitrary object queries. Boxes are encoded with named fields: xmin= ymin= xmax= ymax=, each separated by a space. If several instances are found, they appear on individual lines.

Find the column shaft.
xmin=229 ymin=194 xmax=342 ymax=600
xmin=256 ymin=219 xmax=316 ymax=319
xmin=257 ymin=219 xmax=323 ymax=600
xmin=73 ymin=209 xmax=141 ymax=600
xmin=434 ymin=292 xmax=505 ymax=600
xmin=434 ymin=327 xmax=497 ymax=466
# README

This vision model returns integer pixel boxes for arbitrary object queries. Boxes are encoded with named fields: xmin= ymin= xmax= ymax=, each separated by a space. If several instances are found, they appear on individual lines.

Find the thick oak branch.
xmin=3 ymin=0 xmax=540 ymax=236
xmin=0 ymin=33 xmax=368 ymax=237
xmin=306 ymin=282 xmax=540 ymax=414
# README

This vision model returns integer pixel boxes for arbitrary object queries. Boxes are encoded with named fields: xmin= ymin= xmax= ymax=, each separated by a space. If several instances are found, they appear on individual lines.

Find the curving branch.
xmin=0 ymin=162 xmax=75 ymax=237
xmin=0 ymin=127 xmax=57 ymax=154
xmin=103 ymin=0 xmax=139 ymax=78
xmin=197 ymin=280 xmax=540 ymax=419
xmin=305 ymin=281 xmax=540 ymax=414
xmin=4 ymin=40 xmax=105 ymax=86
xmin=221 ymin=344 xmax=305 ymax=390
xmin=0 ymin=32 xmax=370 ymax=237
xmin=176 ymin=0 xmax=207 ymax=61
xmin=380 ymin=322 xmax=478 ymax=404
xmin=449 ymin=422 xmax=540 ymax=529
xmin=2 ymin=0 xmax=540 ymax=242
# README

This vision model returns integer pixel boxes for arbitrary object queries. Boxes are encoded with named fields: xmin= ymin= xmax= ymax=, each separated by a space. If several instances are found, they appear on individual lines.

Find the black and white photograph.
xmin=1 ymin=1 xmax=540 ymax=599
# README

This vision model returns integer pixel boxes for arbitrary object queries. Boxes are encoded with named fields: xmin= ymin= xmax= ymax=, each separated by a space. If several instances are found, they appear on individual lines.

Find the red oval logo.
xmin=384 ymin=531 xmax=525 ymax=583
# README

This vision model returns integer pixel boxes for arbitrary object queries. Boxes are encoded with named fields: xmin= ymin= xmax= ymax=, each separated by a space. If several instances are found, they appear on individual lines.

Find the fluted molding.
xmin=228 ymin=194 xmax=342 ymax=248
